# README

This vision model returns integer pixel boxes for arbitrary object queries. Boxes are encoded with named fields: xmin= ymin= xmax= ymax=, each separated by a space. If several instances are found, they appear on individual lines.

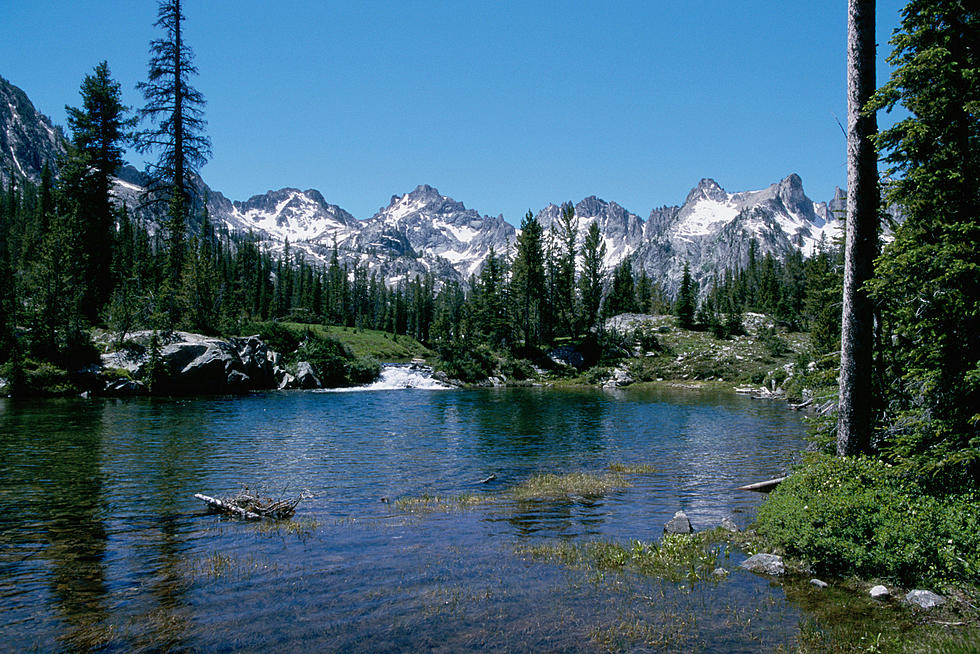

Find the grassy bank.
xmin=278 ymin=322 xmax=433 ymax=362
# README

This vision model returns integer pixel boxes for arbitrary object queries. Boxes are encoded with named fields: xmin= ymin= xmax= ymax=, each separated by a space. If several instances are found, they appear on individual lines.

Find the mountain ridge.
xmin=1 ymin=73 xmax=843 ymax=294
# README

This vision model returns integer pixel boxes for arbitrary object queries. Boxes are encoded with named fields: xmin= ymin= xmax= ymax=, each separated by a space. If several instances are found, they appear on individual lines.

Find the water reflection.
xmin=470 ymin=388 xmax=607 ymax=460
xmin=0 ymin=388 xmax=810 ymax=652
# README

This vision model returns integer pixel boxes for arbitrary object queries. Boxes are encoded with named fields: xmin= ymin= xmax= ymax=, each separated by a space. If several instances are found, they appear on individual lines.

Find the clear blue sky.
xmin=2 ymin=1 xmax=907 ymax=224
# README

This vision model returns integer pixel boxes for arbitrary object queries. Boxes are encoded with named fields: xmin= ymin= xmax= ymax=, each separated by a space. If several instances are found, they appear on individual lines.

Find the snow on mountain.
xmin=353 ymin=184 xmax=516 ymax=281
xmin=669 ymin=174 xmax=840 ymax=255
xmin=535 ymin=196 xmax=646 ymax=270
xmin=634 ymin=174 xmax=843 ymax=294
xmin=0 ymin=73 xmax=868 ymax=298
xmin=225 ymin=188 xmax=359 ymax=244
xmin=0 ymin=75 xmax=66 ymax=187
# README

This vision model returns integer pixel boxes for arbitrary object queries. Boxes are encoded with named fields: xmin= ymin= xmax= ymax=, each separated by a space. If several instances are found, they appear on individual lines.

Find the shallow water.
xmin=0 ymin=385 xmax=809 ymax=652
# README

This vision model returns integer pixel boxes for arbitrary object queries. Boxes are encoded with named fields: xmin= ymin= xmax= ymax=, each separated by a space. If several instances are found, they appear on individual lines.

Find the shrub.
xmin=348 ymin=356 xmax=381 ymax=385
xmin=298 ymin=335 xmax=353 ymax=387
xmin=756 ymin=454 xmax=980 ymax=585
xmin=436 ymin=342 xmax=497 ymax=383
xmin=19 ymin=359 xmax=75 ymax=396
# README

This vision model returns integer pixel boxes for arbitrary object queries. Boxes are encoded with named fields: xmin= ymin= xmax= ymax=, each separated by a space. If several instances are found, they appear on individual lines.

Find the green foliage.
xmin=863 ymin=1 xmax=980 ymax=483
xmin=510 ymin=211 xmax=547 ymax=347
xmin=348 ymin=356 xmax=381 ymax=385
xmin=296 ymin=333 xmax=359 ymax=387
xmin=578 ymin=221 xmax=606 ymax=332
xmin=757 ymin=325 xmax=790 ymax=357
xmin=603 ymin=257 xmax=638 ymax=318
xmin=435 ymin=341 xmax=497 ymax=383
xmin=756 ymin=454 xmax=980 ymax=585
xmin=16 ymin=359 xmax=75 ymax=396
xmin=674 ymin=262 xmax=697 ymax=329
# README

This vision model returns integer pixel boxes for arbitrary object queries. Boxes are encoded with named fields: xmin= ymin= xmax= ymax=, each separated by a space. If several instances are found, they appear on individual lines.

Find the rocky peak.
xmin=775 ymin=173 xmax=809 ymax=214
xmin=685 ymin=178 xmax=729 ymax=205
xmin=0 ymin=75 xmax=67 ymax=187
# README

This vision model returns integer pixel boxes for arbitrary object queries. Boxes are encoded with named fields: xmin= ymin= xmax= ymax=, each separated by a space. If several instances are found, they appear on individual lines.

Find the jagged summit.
xmin=0 ymin=75 xmax=66 ymax=187
xmin=1 ymin=74 xmax=850 ymax=294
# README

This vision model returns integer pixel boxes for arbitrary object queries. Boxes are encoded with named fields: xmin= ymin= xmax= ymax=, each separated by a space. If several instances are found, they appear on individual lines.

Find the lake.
xmin=0 ymin=382 xmax=812 ymax=652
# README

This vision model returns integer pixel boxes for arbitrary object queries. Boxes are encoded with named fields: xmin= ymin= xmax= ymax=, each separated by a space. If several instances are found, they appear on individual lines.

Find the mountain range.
xmin=2 ymin=74 xmax=843 ymax=294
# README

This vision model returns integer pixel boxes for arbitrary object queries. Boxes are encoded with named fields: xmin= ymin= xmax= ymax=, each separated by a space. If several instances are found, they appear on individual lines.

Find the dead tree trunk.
xmin=837 ymin=0 xmax=879 ymax=456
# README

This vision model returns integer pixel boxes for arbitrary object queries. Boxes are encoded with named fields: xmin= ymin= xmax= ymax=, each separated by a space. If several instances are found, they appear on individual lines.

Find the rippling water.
xmin=0 ymin=386 xmax=809 ymax=652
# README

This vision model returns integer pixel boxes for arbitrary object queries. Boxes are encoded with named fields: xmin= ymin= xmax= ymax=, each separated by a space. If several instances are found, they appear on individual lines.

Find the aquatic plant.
xmin=517 ymin=533 xmax=723 ymax=584
xmin=510 ymin=471 xmax=630 ymax=501
xmin=607 ymin=462 xmax=657 ymax=474
xmin=394 ymin=493 xmax=496 ymax=513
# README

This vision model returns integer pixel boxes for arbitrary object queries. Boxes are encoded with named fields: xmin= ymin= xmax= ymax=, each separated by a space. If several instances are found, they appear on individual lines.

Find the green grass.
xmin=280 ymin=322 xmax=433 ymax=361
xmin=510 ymin=471 xmax=631 ymax=501
xmin=608 ymin=462 xmax=657 ymax=474
xmin=394 ymin=493 xmax=496 ymax=513
xmin=516 ymin=533 xmax=725 ymax=583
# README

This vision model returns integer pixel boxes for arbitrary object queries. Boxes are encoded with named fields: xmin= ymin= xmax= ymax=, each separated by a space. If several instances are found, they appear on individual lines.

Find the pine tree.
xmin=675 ymin=262 xmax=697 ymax=329
xmin=604 ymin=257 xmax=638 ymax=318
xmin=135 ymin=0 xmax=211 ymax=311
xmin=0 ymin=176 xmax=15 ymax=360
xmin=65 ymin=61 xmax=134 ymax=315
xmin=510 ymin=211 xmax=546 ymax=347
xmin=552 ymin=202 xmax=579 ymax=338
xmin=866 ymin=0 xmax=980 ymax=478
xmin=578 ymin=221 xmax=606 ymax=333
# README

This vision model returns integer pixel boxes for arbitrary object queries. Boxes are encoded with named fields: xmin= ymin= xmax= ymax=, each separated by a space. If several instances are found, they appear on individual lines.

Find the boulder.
xmin=159 ymin=333 xmax=251 ymax=393
xmin=664 ymin=510 xmax=693 ymax=534
xmin=603 ymin=367 xmax=633 ymax=388
xmin=99 ymin=330 xmax=281 ymax=394
xmin=231 ymin=335 xmax=275 ymax=387
xmin=547 ymin=345 xmax=585 ymax=370
xmin=291 ymin=361 xmax=322 ymax=390
xmin=870 ymin=585 xmax=890 ymax=600
xmin=104 ymin=378 xmax=147 ymax=396
xmin=905 ymin=590 xmax=945 ymax=609
xmin=740 ymin=553 xmax=784 ymax=575
xmin=720 ymin=516 xmax=739 ymax=532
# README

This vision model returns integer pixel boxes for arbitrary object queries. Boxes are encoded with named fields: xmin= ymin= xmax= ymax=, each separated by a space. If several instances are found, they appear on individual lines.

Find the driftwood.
xmin=737 ymin=476 xmax=787 ymax=493
xmin=195 ymin=486 xmax=311 ymax=520
xmin=480 ymin=473 xmax=497 ymax=484
xmin=195 ymin=493 xmax=263 ymax=520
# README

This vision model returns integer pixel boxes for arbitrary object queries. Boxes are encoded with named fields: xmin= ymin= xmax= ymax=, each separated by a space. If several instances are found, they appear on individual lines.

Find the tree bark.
xmin=837 ymin=0 xmax=878 ymax=456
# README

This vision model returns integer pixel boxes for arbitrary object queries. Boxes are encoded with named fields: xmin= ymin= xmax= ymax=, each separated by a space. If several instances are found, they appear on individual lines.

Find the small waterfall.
xmin=320 ymin=363 xmax=452 ymax=392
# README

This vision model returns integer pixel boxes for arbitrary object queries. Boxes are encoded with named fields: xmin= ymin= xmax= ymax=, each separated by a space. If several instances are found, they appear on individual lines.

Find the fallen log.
xmin=737 ymin=476 xmax=787 ymax=493
xmin=194 ymin=493 xmax=263 ymax=520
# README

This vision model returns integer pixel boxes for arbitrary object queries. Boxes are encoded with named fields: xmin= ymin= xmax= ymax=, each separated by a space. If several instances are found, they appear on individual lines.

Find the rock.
xmin=712 ymin=567 xmax=728 ymax=577
xmin=739 ymin=553 xmax=785 ymax=575
xmin=905 ymin=590 xmax=945 ymax=609
xmin=870 ymin=585 xmax=890 ymax=600
xmin=104 ymin=378 xmax=146 ymax=396
xmin=603 ymin=367 xmax=633 ymax=388
xmin=291 ymin=361 xmax=322 ymax=390
xmin=547 ymin=345 xmax=585 ymax=370
xmin=664 ymin=510 xmax=693 ymax=534
xmin=231 ymin=335 xmax=274 ymax=387
xmin=100 ymin=330 xmax=270 ymax=394
xmin=810 ymin=579 xmax=828 ymax=589
xmin=720 ymin=516 xmax=739 ymax=532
